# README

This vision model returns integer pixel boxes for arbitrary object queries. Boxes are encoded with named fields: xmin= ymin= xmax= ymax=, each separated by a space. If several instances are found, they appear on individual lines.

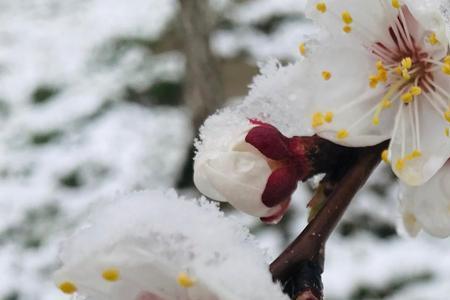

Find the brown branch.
xmin=176 ymin=0 xmax=224 ymax=188
xmin=270 ymin=141 xmax=388 ymax=298
xmin=176 ymin=0 xmax=225 ymax=189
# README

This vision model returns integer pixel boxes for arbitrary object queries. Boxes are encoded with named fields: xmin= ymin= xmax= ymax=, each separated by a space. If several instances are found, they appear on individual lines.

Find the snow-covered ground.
xmin=1 ymin=0 xmax=449 ymax=299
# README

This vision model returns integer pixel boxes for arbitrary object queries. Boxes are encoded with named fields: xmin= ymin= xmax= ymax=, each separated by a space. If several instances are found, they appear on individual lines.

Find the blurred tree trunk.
xmin=176 ymin=0 xmax=225 ymax=188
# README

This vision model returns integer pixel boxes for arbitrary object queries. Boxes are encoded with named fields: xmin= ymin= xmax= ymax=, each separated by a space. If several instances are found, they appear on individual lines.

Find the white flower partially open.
xmin=194 ymin=60 xmax=314 ymax=222
xmin=194 ymin=117 xmax=282 ymax=219
xmin=303 ymin=0 xmax=450 ymax=185
xmin=53 ymin=190 xmax=288 ymax=300
xmin=399 ymin=162 xmax=450 ymax=237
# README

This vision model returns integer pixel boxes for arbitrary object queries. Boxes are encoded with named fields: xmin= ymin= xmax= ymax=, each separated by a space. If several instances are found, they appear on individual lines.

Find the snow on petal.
xmin=53 ymin=190 xmax=288 ymax=300
xmin=194 ymin=59 xmax=314 ymax=220
xmin=398 ymin=162 xmax=450 ymax=237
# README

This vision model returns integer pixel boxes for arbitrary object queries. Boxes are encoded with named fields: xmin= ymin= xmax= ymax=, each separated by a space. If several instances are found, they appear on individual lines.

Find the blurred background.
xmin=1 ymin=0 xmax=450 ymax=299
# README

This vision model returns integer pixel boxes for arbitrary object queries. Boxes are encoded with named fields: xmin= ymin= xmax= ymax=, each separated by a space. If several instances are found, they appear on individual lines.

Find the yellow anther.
xmin=382 ymin=99 xmax=392 ymax=108
xmin=391 ymin=0 xmax=400 ymax=9
xmin=445 ymin=110 xmax=450 ymax=122
xmin=322 ymin=71 xmax=332 ymax=80
xmin=442 ymin=64 xmax=450 ymax=75
xmin=177 ymin=272 xmax=196 ymax=288
xmin=372 ymin=117 xmax=380 ymax=126
xmin=394 ymin=66 xmax=402 ymax=75
xmin=316 ymin=2 xmax=327 ymax=13
xmin=411 ymin=150 xmax=422 ymax=158
xmin=369 ymin=75 xmax=379 ymax=88
xmin=395 ymin=159 xmax=405 ymax=171
xmin=428 ymin=32 xmax=440 ymax=45
xmin=401 ymin=57 xmax=413 ymax=69
xmin=102 ymin=268 xmax=120 ymax=282
xmin=343 ymin=25 xmax=352 ymax=33
xmin=401 ymin=68 xmax=411 ymax=80
xmin=312 ymin=112 xmax=325 ymax=128
xmin=377 ymin=69 xmax=388 ymax=82
xmin=401 ymin=92 xmax=413 ymax=104
xmin=444 ymin=56 xmax=450 ymax=65
xmin=381 ymin=149 xmax=390 ymax=163
xmin=324 ymin=112 xmax=334 ymax=123
xmin=58 ymin=281 xmax=77 ymax=294
xmin=336 ymin=129 xmax=349 ymax=139
xmin=410 ymin=86 xmax=422 ymax=96
xmin=446 ymin=128 xmax=450 ymax=137
xmin=299 ymin=43 xmax=306 ymax=56
xmin=341 ymin=11 xmax=353 ymax=24
xmin=376 ymin=61 xmax=384 ymax=70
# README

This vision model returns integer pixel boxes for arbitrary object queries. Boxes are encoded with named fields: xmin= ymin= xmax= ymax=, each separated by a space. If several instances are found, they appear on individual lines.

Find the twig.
xmin=270 ymin=141 xmax=388 ymax=299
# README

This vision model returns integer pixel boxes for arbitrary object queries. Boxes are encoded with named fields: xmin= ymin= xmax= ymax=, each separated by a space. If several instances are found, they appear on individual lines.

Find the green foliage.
xmin=31 ymin=85 xmax=59 ymax=105
xmin=29 ymin=130 xmax=63 ymax=146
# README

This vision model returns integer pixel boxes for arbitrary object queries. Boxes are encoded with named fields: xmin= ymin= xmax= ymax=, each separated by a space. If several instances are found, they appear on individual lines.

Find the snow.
xmin=1 ymin=0 xmax=450 ymax=299
xmin=54 ymin=190 xmax=288 ymax=300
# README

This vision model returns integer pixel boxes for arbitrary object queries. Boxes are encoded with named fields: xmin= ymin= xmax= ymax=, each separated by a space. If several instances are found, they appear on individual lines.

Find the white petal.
xmin=404 ymin=0 xmax=450 ymax=44
xmin=305 ymin=40 xmax=394 ymax=146
xmin=391 ymin=92 xmax=450 ymax=185
xmin=398 ymin=189 xmax=423 ymax=237
xmin=54 ymin=190 xmax=289 ymax=300
xmin=194 ymin=154 xmax=228 ymax=202
xmin=399 ymin=163 xmax=450 ymax=238
xmin=196 ymin=150 xmax=275 ymax=217
xmin=305 ymin=0 xmax=396 ymax=46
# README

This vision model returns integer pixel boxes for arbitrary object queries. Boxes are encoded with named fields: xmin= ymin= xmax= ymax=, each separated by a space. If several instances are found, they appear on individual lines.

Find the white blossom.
xmin=53 ymin=190 xmax=288 ymax=300
xmin=194 ymin=115 xmax=293 ymax=222
xmin=302 ymin=0 xmax=450 ymax=185
xmin=194 ymin=60 xmax=315 ymax=221
xmin=399 ymin=162 xmax=450 ymax=238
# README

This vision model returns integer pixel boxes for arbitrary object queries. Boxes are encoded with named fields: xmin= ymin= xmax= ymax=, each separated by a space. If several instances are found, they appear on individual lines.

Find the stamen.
xmin=421 ymin=86 xmax=447 ymax=116
xmin=102 ymin=268 xmax=120 ymax=282
xmin=395 ymin=158 xmax=405 ymax=171
xmin=322 ymin=71 xmax=332 ymax=80
xmin=442 ymin=64 xmax=450 ymax=75
xmin=428 ymin=32 xmax=440 ymax=45
xmin=373 ymin=81 xmax=405 ymax=125
xmin=381 ymin=149 xmax=390 ymax=163
xmin=341 ymin=11 xmax=353 ymax=24
xmin=336 ymin=129 xmax=349 ymax=139
xmin=391 ymin=0 xmax=400 ymax=9
xmin=398 ymin=7 xmax=414 ymax=49
xmin=401 ymin=92 xmax=412 ymax=104
xmin=389 ymin=103 xmax=404 ymax=168
xmin=444 ymin=56 xmax=450 ymax=64
xmin=445 ymin=110 xmax=450 ymax=122
xmin=324 ymin=112 xmax=334 ymax=123
xmin=299 ymin=43 xmax=306 ymax=56
xmin=316 ymin=2 xmax=327 ymax=13
xmin=410 ymin=86 xmax=422 ymax=96
xmin=312 ymin=112 xmax=325 ymax=127
xmin=343 ymin=25 xmax=352 ymax=33
xmin=59 ymin=281 xmax=77 ymax=294
xmin=401 ymin=68 xmax=410 ymax=80
xmin=401 ymin=57 xmax=412 ymax=69
xmin=177 ymin=272 xmax=196 ymax=288
xmin=369 ymin=75 xmax=379 ymax=88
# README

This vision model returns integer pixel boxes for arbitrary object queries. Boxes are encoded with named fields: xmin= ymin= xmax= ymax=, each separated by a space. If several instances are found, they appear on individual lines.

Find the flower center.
xmin=369 ymin=6 xmax=437 ymax=93
xmin=310 ymin=3 xmax=450 ymax=177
